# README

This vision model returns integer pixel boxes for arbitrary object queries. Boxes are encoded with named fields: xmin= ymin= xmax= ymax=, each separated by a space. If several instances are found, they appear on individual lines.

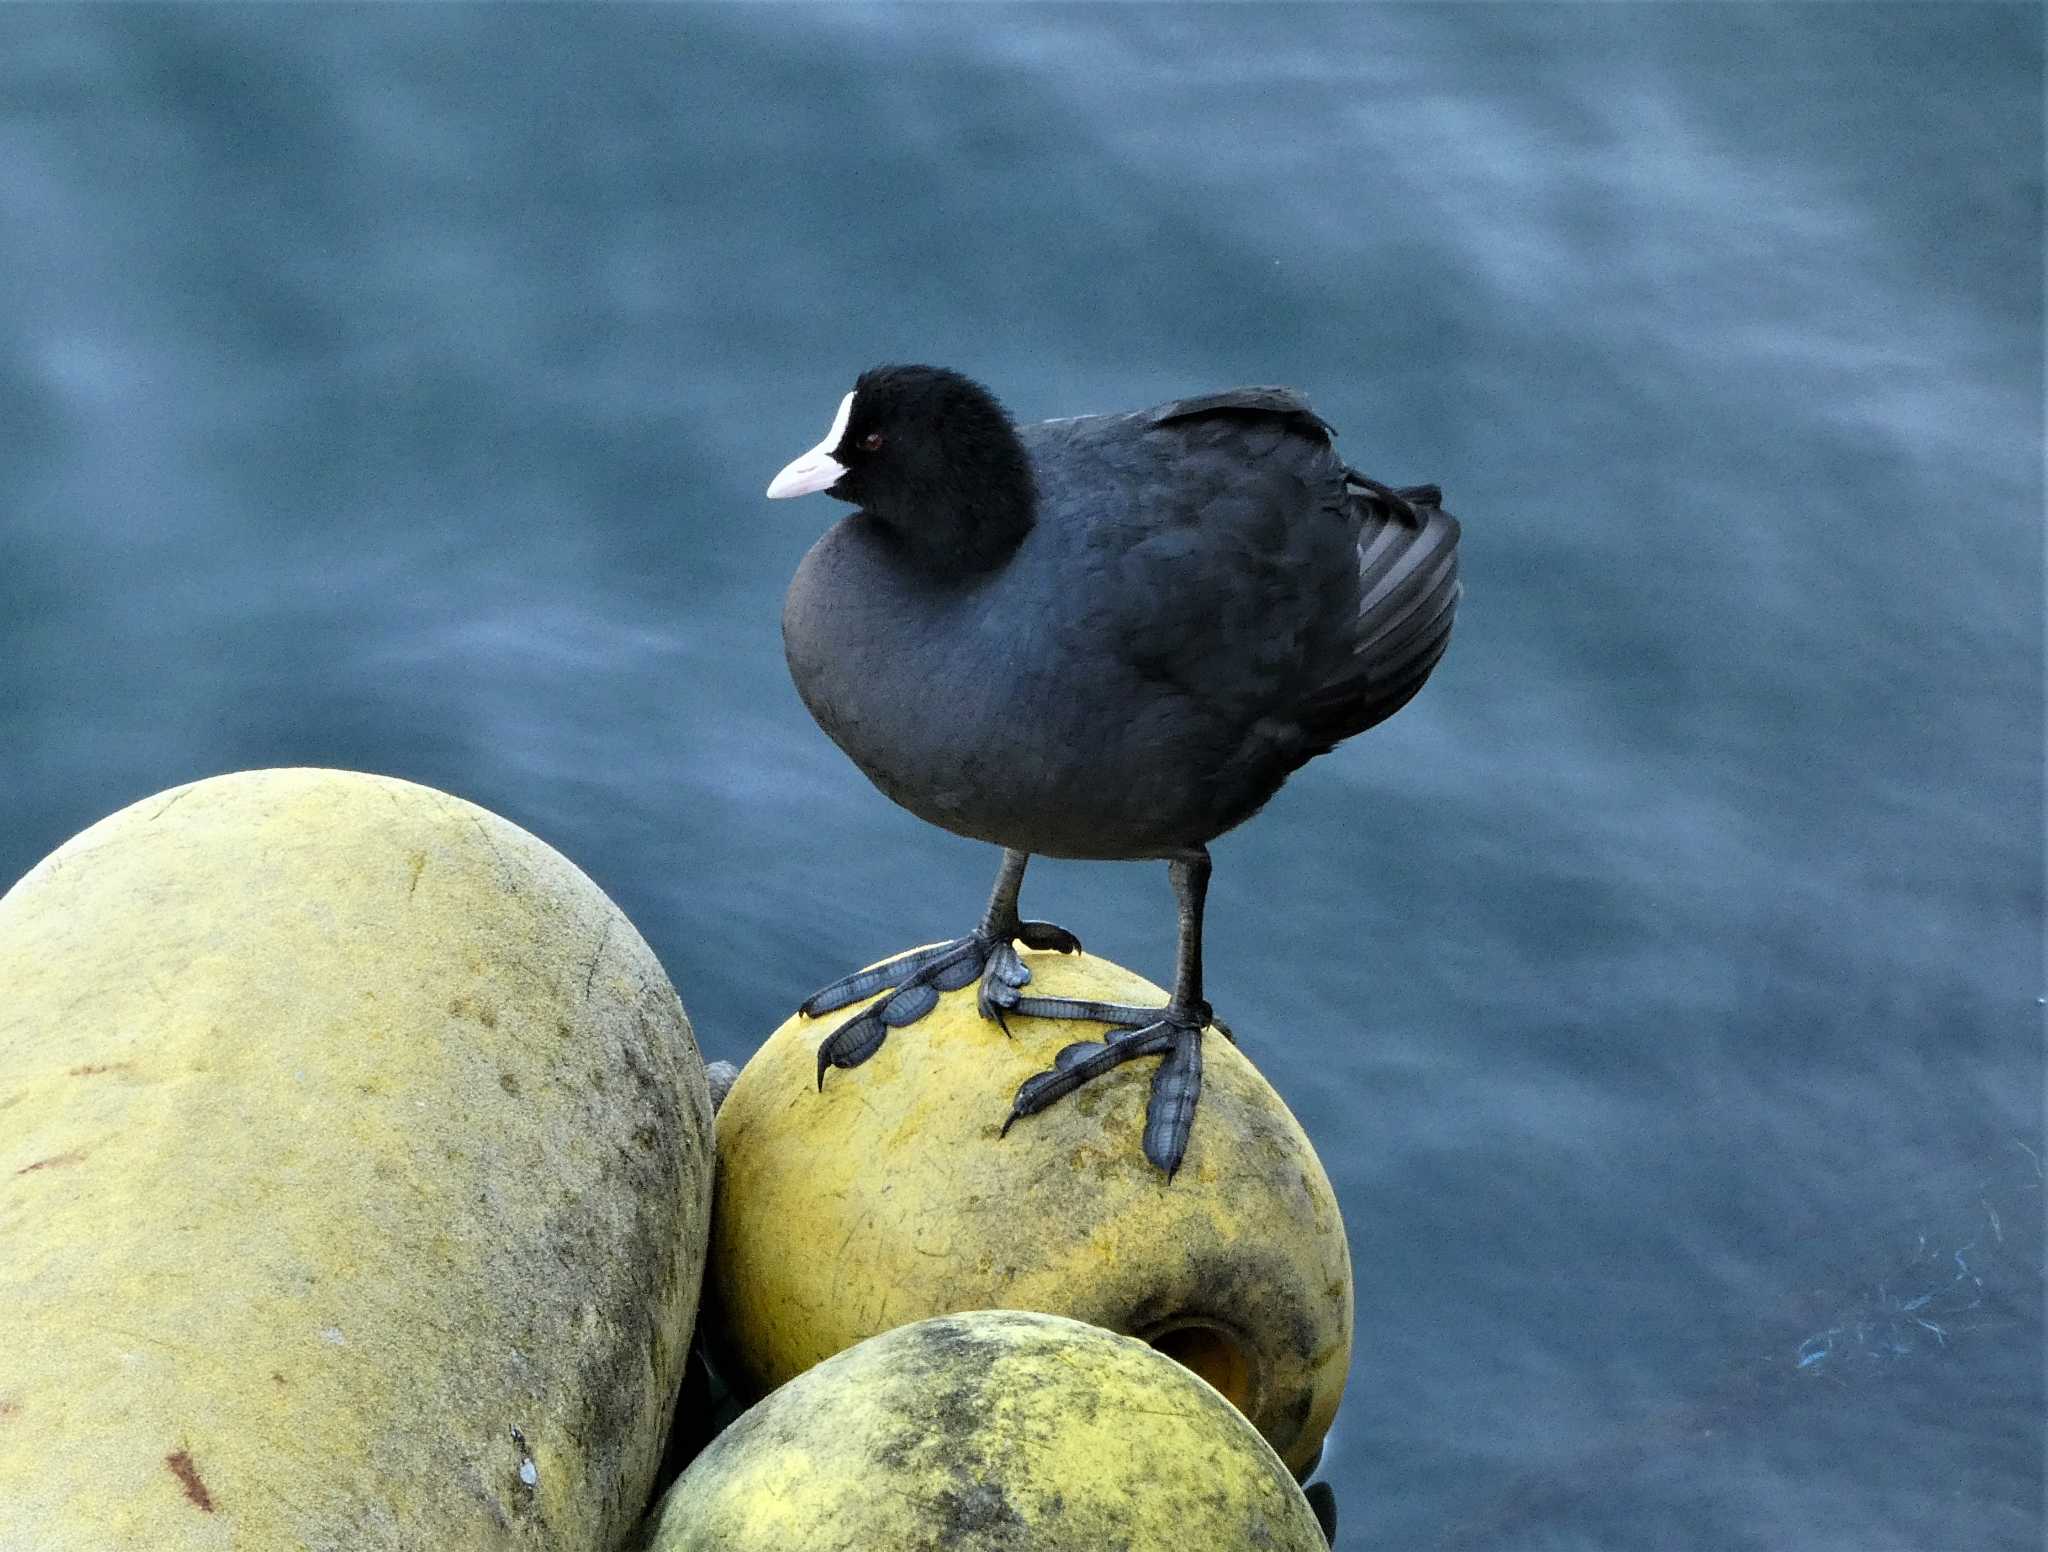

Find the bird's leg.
xmin=1002 ymin=847 xmax=1216 ymax=1177
xmin=805 ymin=848 xmax=1081 ymax=1086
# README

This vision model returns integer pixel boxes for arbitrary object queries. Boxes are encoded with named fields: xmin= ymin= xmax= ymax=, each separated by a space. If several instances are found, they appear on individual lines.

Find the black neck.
xmin=862 ymin=444 xmax=1037 ymax=577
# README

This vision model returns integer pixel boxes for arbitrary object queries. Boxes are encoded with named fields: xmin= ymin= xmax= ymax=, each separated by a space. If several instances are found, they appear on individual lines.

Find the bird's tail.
xmin=1292 ymin=473 xmax=1462 ymax=755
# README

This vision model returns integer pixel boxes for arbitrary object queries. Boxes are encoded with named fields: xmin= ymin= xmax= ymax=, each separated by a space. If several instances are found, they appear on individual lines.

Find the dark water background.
xmin=2 ymin=5 xmax=2041 ymax=1547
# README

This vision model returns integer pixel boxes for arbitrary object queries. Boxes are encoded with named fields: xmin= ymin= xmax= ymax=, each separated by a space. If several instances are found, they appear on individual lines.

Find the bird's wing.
xmin=1091 ymin=393 xmax=1459 ymax=775
xmin=1090 ymin=395 xmax=1359 ymax=723
xmin=1146 ymin=385 xmax=1338 ymax=442
xmin=1287 ymin=486 xmax=1460 ymax=760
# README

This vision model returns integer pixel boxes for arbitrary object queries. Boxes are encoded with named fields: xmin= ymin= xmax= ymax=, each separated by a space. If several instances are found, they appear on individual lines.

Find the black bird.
xmin=770 ymin=365 xmax=1459 ymax=1176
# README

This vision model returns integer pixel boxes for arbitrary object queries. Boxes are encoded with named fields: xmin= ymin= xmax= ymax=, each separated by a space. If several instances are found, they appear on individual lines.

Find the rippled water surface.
xmin=2 ymin=6 xmax=2040 ymax=1547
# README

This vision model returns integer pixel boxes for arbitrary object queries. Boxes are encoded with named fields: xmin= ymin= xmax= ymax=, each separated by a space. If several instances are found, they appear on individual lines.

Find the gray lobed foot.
xmin=803 ymin=921 xmax=1082 ymax=1087
xmin=1000 ymin=1001 xmax=1211 ymax=1178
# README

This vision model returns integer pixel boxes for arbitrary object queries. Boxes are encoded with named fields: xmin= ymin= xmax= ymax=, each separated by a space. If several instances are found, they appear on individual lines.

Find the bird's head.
xmin=766 ymin=364 xmax=1036 ymax=571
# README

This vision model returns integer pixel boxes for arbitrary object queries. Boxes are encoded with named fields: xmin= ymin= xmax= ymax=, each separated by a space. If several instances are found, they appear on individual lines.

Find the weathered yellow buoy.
xmin=644 ymin=1309 xmax=1329 ymax=1550
xmin=0 ymin=769 xmax=713 ymax=1547
xmin=710 ymin=949 xmax=1352 ymax=1476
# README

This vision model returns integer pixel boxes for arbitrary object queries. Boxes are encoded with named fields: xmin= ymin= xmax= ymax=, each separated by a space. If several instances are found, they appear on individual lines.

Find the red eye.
xmin=860 ymin=431 xmax=884 ymax=452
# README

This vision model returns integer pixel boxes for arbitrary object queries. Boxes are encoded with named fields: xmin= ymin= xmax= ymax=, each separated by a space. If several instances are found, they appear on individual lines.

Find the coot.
xmin=770 ymin=365 xmax=1459 ymax=1176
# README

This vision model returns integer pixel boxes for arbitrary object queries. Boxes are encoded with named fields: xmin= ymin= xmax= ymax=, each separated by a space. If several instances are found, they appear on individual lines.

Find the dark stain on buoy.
xmin=165 ymin=1449 xmax=215 ymax=1511
xmin=14 ymin=1150 xmax=86 ymax=1175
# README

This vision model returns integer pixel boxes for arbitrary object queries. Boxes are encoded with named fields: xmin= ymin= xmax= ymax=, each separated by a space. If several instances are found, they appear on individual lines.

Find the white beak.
xmin=766 ymin=391 xmax=855 ymax=499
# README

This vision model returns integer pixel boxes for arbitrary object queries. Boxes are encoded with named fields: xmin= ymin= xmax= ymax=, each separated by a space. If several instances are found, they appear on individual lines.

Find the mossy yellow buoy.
xmin=0 ymin=768 xmax=713 ymax=1547
xmin=643 ymin=1308 xmax=1328 ymax=1550
xmin=710 ymin=949 xmax=1351 ymax=1477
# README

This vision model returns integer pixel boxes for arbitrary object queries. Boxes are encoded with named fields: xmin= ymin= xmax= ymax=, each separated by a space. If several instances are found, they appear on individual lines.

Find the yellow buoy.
xmin=710 ymin=949 xmax=1351 ymax=1476
xmin=644 ymin=1309 xmax=1329 ymax=1550
xmin=0 ymin=769 xmax=713 ymax=1547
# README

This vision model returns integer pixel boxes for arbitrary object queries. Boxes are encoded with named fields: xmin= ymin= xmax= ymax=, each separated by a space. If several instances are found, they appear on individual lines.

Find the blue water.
xmin=2 ymin=6 xmax=2040 ymax=1547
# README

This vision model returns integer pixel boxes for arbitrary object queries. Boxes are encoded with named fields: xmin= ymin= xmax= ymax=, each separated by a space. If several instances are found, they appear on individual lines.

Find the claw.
xmin=806 ymin=923 xmax=1082 ymax=1086
xmin=986 ymin=941 xmax=1032 ymax=989
xmin=1000 ymin=1023 xmax=1172 ymax=1136
xmin=813 ymin=949 xmax=963 ymax=1087
xmin=977 ymin=944 xmax=1025 ymax=1032
xmin=1141 ymin=1026 xmax=1204 ymax=1178
xmin=1016 ymin=919 xmax=1081 ymax=954
xmin=999 ymin=1003 xmax=1212 ymax=1177
xmin=801 ymin=937 xmax=966 ymax=1017
xmin=816 ymin=1007 xmax=888 ymax=1088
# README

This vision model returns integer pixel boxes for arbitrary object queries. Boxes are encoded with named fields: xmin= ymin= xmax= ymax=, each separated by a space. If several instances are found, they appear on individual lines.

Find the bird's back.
xmin=1019 ymin=389 xmax=1461 ymax=840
